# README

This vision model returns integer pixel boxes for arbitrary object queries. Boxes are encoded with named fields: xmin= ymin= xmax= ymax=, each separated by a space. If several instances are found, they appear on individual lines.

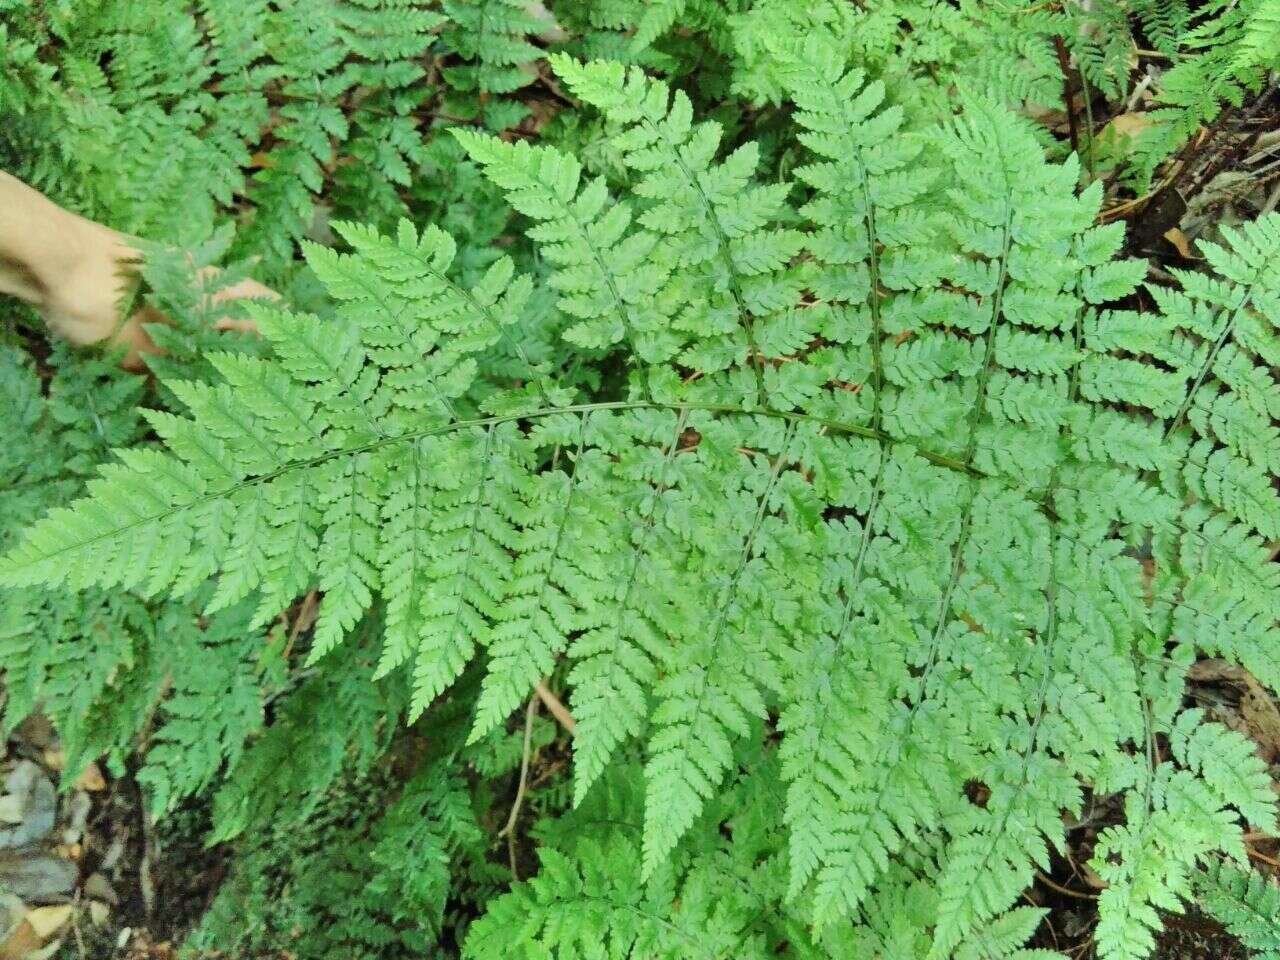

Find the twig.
xmin=1054 ymin=37 xmax=1082 ymax=162
xmin=1126 ymin=72 xmax=1155 ymax=113
xmin=1104 ymin=93 xmax=1251 ymax=225
xmin=1163 ymin=98 xmax=1242 ymax=198
xmin=1036 ymin=870 xmax=1099 ymax=900
xmin=131 ymin=777 xmax=157 ymax=919
xmin=1041 ymin=905 xmax=1061 ymax=950
xmin=1079 ymin=64 xmax=1097 ymax=176
xmin=70 ymin=892 xmax=87 ymax=959
xmin=1245 ymin=130 xmax=1280 ymax=164
xmin=1261 ymin=178 xmax=1280 ymax=216
xmin=1247 ymin=845 xmax=1280 ymax=869
xmin=499 ymin=693 xmax=540 ymax=840
xmin=1184 ymin=77 xmax=1279 ymax=201
xmin=535 ymin=679 xmax=576 ymax=735
xmin=282 ymin=588 xmax=318 ymax=662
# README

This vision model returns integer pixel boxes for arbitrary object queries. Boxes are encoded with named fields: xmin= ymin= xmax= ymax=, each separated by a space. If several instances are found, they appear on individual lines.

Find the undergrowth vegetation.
xmin=2 ymin=1 xmax=1280 ymax=957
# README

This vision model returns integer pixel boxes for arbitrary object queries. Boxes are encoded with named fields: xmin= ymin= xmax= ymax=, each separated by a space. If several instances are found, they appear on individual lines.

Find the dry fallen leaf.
xmin=1163 ymin=227 xmax=1194 ymax=259
xmin=1188 ymin=659 xmax=1280 ymax=761
xmin=0 ymin=919 xmax=40 ymax=960
xmin=1107 ymin=112 xmax=1154 ymax=141
xmin=73 ymin=764 xmax=105 ymax=793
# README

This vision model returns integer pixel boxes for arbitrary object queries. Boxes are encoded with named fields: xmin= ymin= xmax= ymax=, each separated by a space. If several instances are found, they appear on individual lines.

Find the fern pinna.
xmin=4 ymin=43 xmax=1280 ymax=960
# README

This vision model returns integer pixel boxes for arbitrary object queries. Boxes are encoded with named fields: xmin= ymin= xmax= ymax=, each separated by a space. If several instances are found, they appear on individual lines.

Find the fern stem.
xmin=913 ymin=206 xmax=1016 ymax=698
xmin=18 ymin=389 xmax=1263 ymax=590
xmin=818 ymin=208 xmax=1017 ymax=919
xmin=823 ymin=148 xmax=891 ymax=648
xmin=982 ymin=221 xmax=1100 ymax=855
xmin=610 ymin=408 xmax=690 ymax=628
xmin=523 ymin=412 xmax=589 ymax=632
xmin=378 ymin=440 xmax=425 ymax=677
xmin=786 ymin=163 xmax=893 ymax=868
xmin=499 ymin=691 xmax=539 ymax=839
xmin=0 ymin=400 xmax=979 ymax=573
xmin=650 ymin=420 xmax=797 ymax=845
xmin=700 ymin=419 xmax=796 ymax=656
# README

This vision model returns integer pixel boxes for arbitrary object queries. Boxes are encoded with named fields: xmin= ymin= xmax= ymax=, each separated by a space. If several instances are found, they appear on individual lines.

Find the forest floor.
xmin=0 ymin=709 xmax=227 ymax=959
xmin=0 ymin=653 xmax=1276 ymax=958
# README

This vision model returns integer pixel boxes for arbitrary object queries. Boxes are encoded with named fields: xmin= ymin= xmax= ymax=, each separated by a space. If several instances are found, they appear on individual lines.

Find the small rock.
xmin=88 ymin=901 xmax=109 ymax=927
xmin=24 ymin=905 xmax=71 ymax=940
xmin=0 ymin=849 xmax=77 ymax=901
xmin=0 ymin=797 xmax=24 ymax=826
xmin=83 ymin=872 xmax=116 ymax=905
xmin=61 ymin=792 xmax=91 ymax=846
xmin=0 ymin=763 xmax=56 ymax=849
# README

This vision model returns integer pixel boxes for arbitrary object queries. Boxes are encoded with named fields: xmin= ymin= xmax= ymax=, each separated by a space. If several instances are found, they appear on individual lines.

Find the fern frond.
xmin=1232 ymin=0 xmax=1280 ymax=71
xmin=442 ymin=0 xmax=543 ymax=99
xmin=1152 ymin=215 xmax=1280 ymax=680
xmin=1196 ymin=860 xmax=1280 ymax=959
xmin=137 ymin=601 xmax=266 ymax=816
xmin=8 ymin=53 xmax=1280 ymax=959
xmin=550 ymin=53 xmax=806 ymax=408
xmin=566 ymin=408 xmax=691 ymax=804
xmin=454 ymin=130 xmax=675 ymax=373
xmin=642 ymin=419 xmax=805 ymax=877
xmin=210 ymin=649 xmax=390 ymax=843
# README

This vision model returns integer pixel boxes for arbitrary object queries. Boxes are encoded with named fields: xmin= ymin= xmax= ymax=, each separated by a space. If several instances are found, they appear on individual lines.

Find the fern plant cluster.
xmin=2 ymin=2 xmax=1280 ymax=958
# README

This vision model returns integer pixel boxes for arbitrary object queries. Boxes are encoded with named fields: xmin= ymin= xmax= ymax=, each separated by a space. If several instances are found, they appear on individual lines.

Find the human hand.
xmin=0 ymin=172 xmax=275 ymax=369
